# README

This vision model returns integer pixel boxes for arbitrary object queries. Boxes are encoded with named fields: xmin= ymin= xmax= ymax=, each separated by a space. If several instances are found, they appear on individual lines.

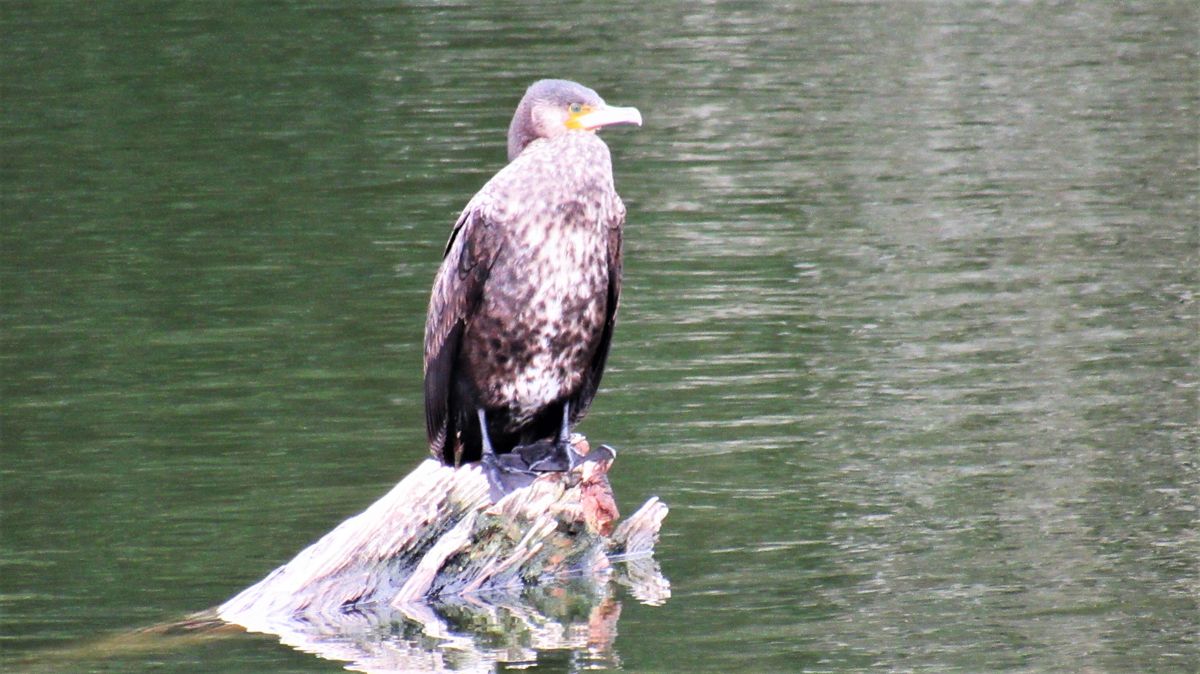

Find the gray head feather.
xmin=506 ymin=79 xmax=606 ymax=161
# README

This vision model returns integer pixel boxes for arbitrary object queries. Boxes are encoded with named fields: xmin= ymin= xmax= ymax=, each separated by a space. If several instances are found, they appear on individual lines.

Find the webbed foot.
xmin=523 ymin=437 xmax=580 ymax=473
xmin=478 ymin=407 xmax=536 ymax=502
xmin=525 ymin=400 xmax=584 ymax=472
xmin=481 ymin=450 xmax=537 ymax=502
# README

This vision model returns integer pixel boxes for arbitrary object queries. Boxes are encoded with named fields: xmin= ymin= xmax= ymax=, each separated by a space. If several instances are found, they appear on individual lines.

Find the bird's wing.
xmin=570 ymin=199 xmax=625 ymax=423
xmin=424 ymin=203 xmax=501 ymax=465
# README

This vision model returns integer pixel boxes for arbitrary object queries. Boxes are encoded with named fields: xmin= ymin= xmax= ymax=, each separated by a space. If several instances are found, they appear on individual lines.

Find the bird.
xmin=422 ymin=79 xmax=641 ymax=498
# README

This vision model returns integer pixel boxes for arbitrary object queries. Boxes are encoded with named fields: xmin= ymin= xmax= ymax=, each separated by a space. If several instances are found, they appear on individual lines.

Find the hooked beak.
xmin=573 ymin=104 xmax=643 ymax=131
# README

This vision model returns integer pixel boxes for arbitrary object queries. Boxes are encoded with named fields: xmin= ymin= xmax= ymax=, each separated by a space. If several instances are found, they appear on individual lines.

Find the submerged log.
xmin=219 ymin=436 xmax=668 ymax=632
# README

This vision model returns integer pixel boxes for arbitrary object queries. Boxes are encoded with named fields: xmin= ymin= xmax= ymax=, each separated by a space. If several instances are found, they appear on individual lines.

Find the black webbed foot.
xmin=481 ymin=450 xmax=537 ymax=502
xmin=522 ymin=437 xmax=578 ymax=473
xmin=586 ymin=443 xmax=617 ymax=465
xmin=523 ymin=400 xmax=583 ymax=472
xmin=477 ymin=407 xmax=536 ymax=502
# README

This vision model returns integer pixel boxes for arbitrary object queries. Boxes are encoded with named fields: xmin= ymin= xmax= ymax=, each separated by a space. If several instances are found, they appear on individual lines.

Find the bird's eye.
xmin=569 ymin=103 xmax=583 ymax=114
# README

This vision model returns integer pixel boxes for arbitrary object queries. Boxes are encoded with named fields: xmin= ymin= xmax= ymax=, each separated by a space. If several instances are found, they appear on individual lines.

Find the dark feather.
xmin=423 ymin=207 xmax=498 ymax=465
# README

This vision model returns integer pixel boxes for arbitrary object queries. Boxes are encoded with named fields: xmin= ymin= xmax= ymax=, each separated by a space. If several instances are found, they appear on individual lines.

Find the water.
xmin=2 ymin=2 xmax=1196 ymax=672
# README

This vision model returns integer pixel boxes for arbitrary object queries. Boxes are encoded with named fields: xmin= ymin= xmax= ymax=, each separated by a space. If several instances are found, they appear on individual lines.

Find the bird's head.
xmin=507 ymin=79 xmax=642 ymax=161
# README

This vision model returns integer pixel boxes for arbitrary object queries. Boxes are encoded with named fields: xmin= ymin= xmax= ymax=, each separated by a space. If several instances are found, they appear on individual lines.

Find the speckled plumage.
xmin=424 ymin=83 xmax=630 ymax=467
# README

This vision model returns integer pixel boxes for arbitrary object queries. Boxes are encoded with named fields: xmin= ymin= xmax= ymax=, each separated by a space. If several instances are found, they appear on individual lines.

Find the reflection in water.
xmin=15 ymin=559 xmax=666 ymax=674
xmin=232 ymin=560 xmax=665 ymax=674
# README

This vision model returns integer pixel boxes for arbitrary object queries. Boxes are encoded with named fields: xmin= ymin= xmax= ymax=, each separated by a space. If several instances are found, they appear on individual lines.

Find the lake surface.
xmin=2 ymin=2 xmax=1196 ymax=672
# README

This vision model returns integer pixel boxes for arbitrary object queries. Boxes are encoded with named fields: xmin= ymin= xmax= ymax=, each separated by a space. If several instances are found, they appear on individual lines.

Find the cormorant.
xmin=423 ymin=79 xmax=641 ymax=497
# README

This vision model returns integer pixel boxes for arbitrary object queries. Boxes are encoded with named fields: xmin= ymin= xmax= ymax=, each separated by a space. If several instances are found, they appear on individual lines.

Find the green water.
xmin=2 ymin=2 xmax=1196 ymax=672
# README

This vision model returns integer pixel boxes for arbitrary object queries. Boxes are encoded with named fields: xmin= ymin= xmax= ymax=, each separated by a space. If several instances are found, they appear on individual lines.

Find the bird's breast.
xmin=464 ymin=200 xmax=611 ymax=422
